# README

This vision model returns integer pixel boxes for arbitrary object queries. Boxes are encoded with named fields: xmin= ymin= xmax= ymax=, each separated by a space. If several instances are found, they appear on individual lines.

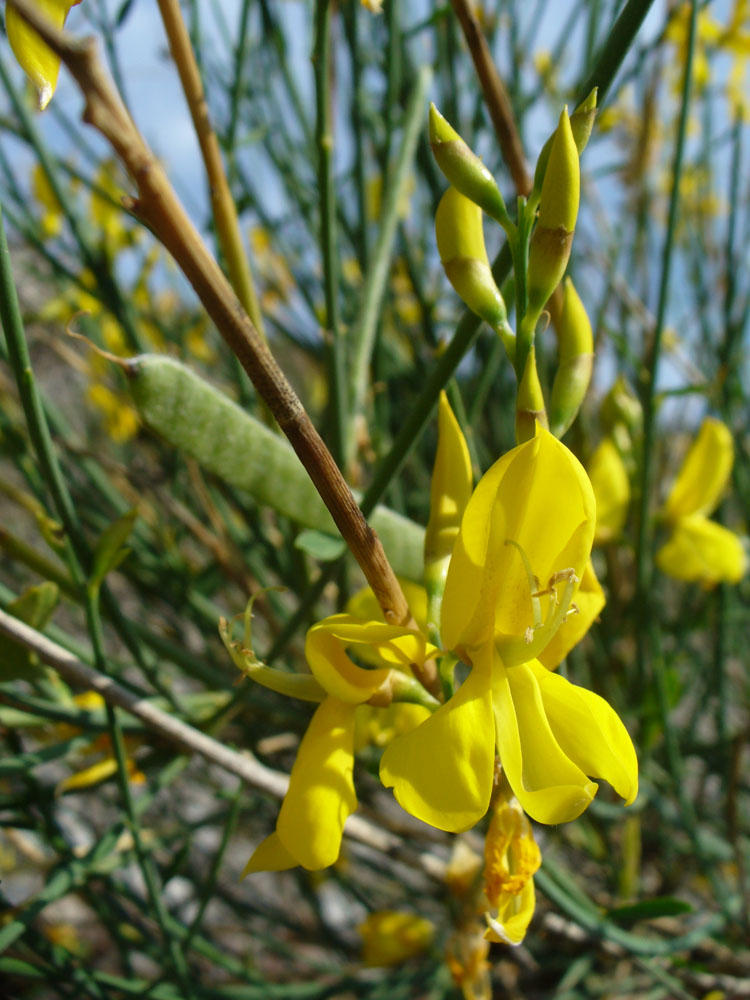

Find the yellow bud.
xmin=601 ymin=375 xmax=643 ymax=436
xmin=589 ymin=437 xmax=630 ymax=543
xmin=538 ymin=108 xmax=580 ymax=232
xmin=436 ymin=186 xmax=507 ymax=328
xmin=549 ymin=277 xmax=594 ymax=437
xmin=531 ymin=89 xmax=597 ymax=204
xmin=429 ymin=104 xmax=509 ymax=224
xmin=425 ymin=392 xmax=473 ymax=626
xmin=515 ymin=347 xmax=548 ymax=444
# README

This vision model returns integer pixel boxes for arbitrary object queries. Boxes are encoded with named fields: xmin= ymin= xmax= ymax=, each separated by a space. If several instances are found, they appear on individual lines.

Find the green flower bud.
xmin=549 ymin=278 xmax=594 ymax=437
xmin=526 ymin=109 xmax=579 ymax=321
xmin=429 ymin=104 xmax=509 ymax=226
xmin=436 ymin=186 xmax=508 ymax=329
xmin=531 ymin=89 xmax=597 ymax=204
xmin=515 ymin=346 xmax=548 ymax=444
xmin=601 ymin=375 xmax=643 ymax=437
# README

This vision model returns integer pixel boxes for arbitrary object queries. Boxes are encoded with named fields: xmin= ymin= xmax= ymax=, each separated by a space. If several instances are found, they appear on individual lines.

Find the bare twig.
xmin=156 ymin=0 xmax=266 ymax=342
xmin=9 ymin=0 xmax=415 ymax=635
xmin=450 ymin=0 xmax=532 ymax=195
xmin=0 ymin=607 xmax=446 ymax=876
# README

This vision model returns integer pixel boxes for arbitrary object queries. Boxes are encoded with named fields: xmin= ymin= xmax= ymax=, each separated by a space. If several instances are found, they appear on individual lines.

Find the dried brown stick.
xmin=155 ymin=0 xmax=266 ymax=342
xmin=450 ymin=0 xmax=532 ymax=195
xmin=0 ymin=607 xmax=447 ymax=876
xmin=11 ymin=0 xmax=414 ymax=634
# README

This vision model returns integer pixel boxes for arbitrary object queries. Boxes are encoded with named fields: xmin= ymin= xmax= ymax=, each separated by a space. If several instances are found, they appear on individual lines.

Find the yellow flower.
xmin=589 ymin=436 xmax=631 ymax=543
xmin=483 ymin=791 xmax=541 ymax=946
xmin=656 ymin=418 xmax=747 ymax=587
xmin=32 ymin=162 xmax=63 ymax=236
xmin=242 ymin=616 xmax=437 ymax=873
xmin=6 ymin=0 xmax=80 ymax=110
xmin=358 ymin=911 xmax=434 ymax=966
xmin=380 ymin=425 xmax=638 ymax=830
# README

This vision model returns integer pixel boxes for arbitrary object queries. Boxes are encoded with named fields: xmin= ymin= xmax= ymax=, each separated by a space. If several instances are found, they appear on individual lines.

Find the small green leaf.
xmin=0 ymin=582 xmax=59 ymax=681
xmin=90 ymin=509 xmax=138 ymax=592
xmin=294 ymin=529 xmax=346 ymax=562
xmin=606 ymin=897 xmax=693 ymax=927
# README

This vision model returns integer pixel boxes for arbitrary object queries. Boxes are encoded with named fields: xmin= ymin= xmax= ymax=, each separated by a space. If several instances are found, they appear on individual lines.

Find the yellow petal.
xmin=656 ymin=514 xmax=747 ymax=587
xmin=424 ymin=391 xmax=473 ymax=567
xmin=241 ymin=832 xmax=297 ymax=876
xmin=589 ymin=437 xmax=630 ymax=543
xmin=6 ymin=1 xmax=77 ymax=110
xmin=527 ymin=660 xmax=638 ymax=806
xmin=379 ymin=651 xmax=494 ymax=832
xmin=663 ymin=418 xmax=734 ymax=521
xmin=276 ymin=697 xmax=357 ymax=870
xmin=442 ymin=427 xmax=595 ymax=651
xmin=492 ymin=651 xmax=597 ymax=824
xmin=538 ymin=559 xmax=605 ymax=670
xmin=307 ymin=615 xmax=438 ymax=700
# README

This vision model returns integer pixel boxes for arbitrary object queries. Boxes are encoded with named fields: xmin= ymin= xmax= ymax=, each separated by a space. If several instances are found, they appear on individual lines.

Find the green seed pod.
xmin=526 ymin=109 xmax=579 ymax=323
xmin=549 ymin=277 xmax=594 ymax=438
xmin=435 ymin=186 xmax=508 ymax=329
xmin=429 ymin=103 xmax=509 ymax=225
xmin=123 ymin=355 xmax=424 ymax=580
xmin=515 ymin=346 xmax=548 ymax=445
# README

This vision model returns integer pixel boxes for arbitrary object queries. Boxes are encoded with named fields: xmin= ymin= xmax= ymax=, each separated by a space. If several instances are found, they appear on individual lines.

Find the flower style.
xmin=380 ymin=416 xmax=637 ymax=831
xmin=238 ymin=615 xmax=437 ymax=873
xmin=656 ymin=417 xmax=747 ymax=587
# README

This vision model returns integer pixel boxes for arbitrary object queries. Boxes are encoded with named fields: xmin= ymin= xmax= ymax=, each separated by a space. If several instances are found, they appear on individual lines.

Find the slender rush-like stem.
xmin=10 ymin=0 xmax=413 ymax=632
xmin=156 ymin=0 xmax=266 ymax=342
xmin=450 ymin=0 xmax=531 ymax=194
xmin=346 ymin=65 xmax=432 ymax=467
xmin=634 ymin=0 xmax=696 ymax=677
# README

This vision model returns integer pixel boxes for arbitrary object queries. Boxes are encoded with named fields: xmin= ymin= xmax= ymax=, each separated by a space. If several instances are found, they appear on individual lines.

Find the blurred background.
xmin=0 ymin=0 xmax=748 ymax=997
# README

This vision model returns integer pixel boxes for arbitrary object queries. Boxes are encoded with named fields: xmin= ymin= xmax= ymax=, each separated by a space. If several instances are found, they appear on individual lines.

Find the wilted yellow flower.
xmin=358 ymin=911 xmax=434 ymax=966
xmin=483 ymin=791 xmax=541 ymax=945
xmin=657 ymin=418 xmax=747 ymax=587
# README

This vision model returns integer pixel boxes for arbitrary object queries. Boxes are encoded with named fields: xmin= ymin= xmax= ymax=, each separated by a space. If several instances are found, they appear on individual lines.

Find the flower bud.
xmin=515 ymin=346 xmax=548 ymax=444
xmin=600 ymin=375 xmax=643 ymax=437
xmin=526 ymin=109 xmax=579 ymax=322
xmin=549 ymin=277 xmax=594 ymax=437
xmin=436 ymin=186 xmax=508 ymax=329
xmin=531 ymin=89 xmax=597 ymax=204
xmin=429 ymin=104 xmax=509 ymax=225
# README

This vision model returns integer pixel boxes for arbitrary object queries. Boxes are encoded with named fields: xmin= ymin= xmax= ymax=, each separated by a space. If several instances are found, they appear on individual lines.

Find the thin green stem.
xmin=634 ymin=0 xmax=696 ymax=680
xmin=313 ymin=0 xmax=347 ymax=468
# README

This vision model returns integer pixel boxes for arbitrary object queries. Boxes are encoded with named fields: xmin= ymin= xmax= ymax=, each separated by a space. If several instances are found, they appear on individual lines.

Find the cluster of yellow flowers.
xmin=225 ymin=394 xmax=639 ymax=950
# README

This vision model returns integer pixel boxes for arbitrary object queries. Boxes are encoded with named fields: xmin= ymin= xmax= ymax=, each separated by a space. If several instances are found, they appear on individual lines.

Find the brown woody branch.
xmin=11 ymin=0 xmax=420 ymax=641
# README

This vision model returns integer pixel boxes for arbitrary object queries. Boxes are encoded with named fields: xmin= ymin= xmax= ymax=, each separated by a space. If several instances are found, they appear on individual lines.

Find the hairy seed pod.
xmin=122 ymin=355 xmax=424 ymax=580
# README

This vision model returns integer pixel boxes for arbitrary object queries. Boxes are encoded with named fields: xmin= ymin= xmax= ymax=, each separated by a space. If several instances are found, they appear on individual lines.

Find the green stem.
xmin=313 ymin=0 xmax=347 ymax=468
xmin=634 ymin=0 xmax=696 ymax=681
xmin=345 ymin=65 xmax=432 ymax=467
